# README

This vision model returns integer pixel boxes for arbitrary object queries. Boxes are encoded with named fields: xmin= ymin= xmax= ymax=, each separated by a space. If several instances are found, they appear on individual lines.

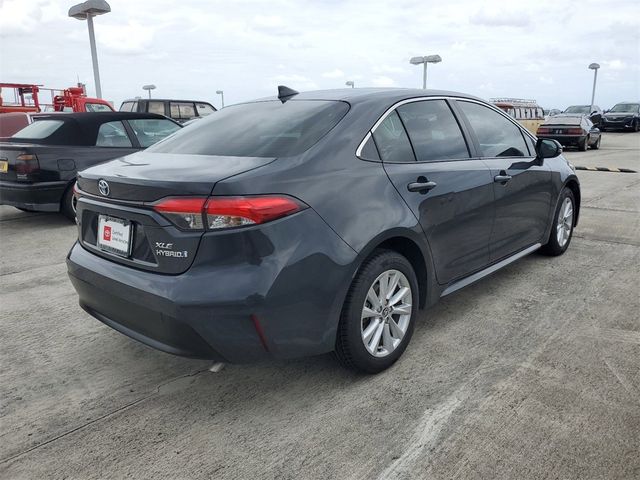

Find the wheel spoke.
xmin=378 ymin=273 xmax=389 ymax=303
xmin=362 ymin=318 xmax=381 ymax=344
xmin=389 ymin=286 xmax=410 ymax=306
xmin=367 ymin=287 xmax=381 ymax=310
xmin=367 ymin=322 xmax=384 ymax=353
xmin=386 ymin=272 xmax=400 ymax=300
xmin=381 ymin=323 xmax=394 ymax=352
xmin=393 ymin=303 xmax=411 ymax=316
xmin=389 ymin=318 xmax=404 ymax=338
xmin=361 ymin=306 xmax=379 ymax=319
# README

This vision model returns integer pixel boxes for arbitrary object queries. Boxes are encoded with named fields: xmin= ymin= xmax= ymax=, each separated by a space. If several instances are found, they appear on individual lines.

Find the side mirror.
xmin=536 ymin=138 xmax=562 ymax=160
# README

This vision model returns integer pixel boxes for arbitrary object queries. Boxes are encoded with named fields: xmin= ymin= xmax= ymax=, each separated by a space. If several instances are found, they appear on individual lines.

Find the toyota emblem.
xmin=98 ymin=179 xmax=110 ymax=196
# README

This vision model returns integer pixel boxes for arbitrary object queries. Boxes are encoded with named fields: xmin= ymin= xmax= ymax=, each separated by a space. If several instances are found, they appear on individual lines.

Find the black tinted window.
xmin=458 ymin=101 xmax=528 ymax=157
xmin=372 ymin=111 xmax=415 ymax=163
xmin=150 ymin=100 xmax=349 ymax=157
xmin=359 ymin=135 xmax=380 ymax=161
xmin=396 ymin=100 xmax=469 ymax=161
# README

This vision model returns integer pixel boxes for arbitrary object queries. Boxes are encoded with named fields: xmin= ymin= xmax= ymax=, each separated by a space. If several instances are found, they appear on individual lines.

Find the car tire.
xmin=540 ymin=188 xmax=576 ymax=256
xmin=60 ymin=183 xmax=77 ymax=222
xmin=335 ymin=250 xmax=418 ymax=374
xmin=579 ymin=136 xmax=589 ymax=151
xmin=590 ymin=136 xmax=601 ymax=150
xmin=634 ymin=121 xmax=639 ymax=132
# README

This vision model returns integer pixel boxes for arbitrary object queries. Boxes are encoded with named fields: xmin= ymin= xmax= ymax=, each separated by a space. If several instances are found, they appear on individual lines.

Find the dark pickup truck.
xmin=0 ymin=112 xmax=181 ymax=219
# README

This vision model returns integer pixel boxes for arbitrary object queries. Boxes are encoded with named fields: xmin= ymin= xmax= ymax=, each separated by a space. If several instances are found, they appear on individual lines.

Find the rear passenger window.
xmin=96 ymin=121 xmax=132 ymax=147
xmin=372 ymin=111 xmax=415 ymax=163
xmin=147 ymin=101 xmax=165 ymax=115
xmin=170 ymin=102 xmax=196 ymax=119
xmin=359 ymin=134 xmax=380 ymax=161
xmin=396 ymin=100 xmax=469 ymax=162
xmin=458 ymin=101 xmax=528 ymax=157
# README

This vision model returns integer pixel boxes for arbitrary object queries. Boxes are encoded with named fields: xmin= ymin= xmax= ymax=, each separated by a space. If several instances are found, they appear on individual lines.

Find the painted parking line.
xmin=574 ymin=166 xmax=637 ymax=173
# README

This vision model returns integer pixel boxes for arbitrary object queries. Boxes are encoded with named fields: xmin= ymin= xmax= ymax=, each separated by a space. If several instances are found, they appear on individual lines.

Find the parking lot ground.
xmin=0 ymin=132 xmax=638 ymax=480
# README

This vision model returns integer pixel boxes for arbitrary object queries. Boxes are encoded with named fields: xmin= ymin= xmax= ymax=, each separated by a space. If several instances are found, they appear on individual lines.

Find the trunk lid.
xmin=76 ymin=151 xmax=276 ymax=274
xmin=77 ymin=151 xmax=275 ymax=201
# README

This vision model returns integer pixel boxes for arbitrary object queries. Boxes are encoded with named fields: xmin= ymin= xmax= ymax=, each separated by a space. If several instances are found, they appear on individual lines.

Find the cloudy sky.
xmin=1 ymin=0 xmax=638 ymax=110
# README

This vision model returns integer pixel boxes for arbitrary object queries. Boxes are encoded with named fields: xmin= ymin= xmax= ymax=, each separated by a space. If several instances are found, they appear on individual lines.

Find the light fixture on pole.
xmin=588 ymin=63 xmax=600 ymax=113
xmin=409 ymin=54 xmax=442 ymax=89
xmin=345 ymin=80 xmax=354 ymax=88
xmin=68 ymin=0 xmax=111 ymax=99
xmin=216 ymin=90 xmax=224 ymax=108
xmin=142 ymin=84 xmax=156 ymax=99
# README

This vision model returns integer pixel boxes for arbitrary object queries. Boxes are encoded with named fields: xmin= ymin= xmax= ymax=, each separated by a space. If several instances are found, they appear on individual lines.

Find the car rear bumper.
xmin=67 ymin=208 xmax=358 ymax=362
xmin=538 ymin=134 xmax=587 ymax=146
xmin=0 ymin=180 xmax=67 ymax=211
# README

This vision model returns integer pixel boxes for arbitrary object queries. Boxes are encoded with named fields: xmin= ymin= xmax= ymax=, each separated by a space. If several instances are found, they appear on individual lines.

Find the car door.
xmin=454 ymin=100 xmax=552 ymax=262
xmin=369 ymin=99 xmax=494 ymax=285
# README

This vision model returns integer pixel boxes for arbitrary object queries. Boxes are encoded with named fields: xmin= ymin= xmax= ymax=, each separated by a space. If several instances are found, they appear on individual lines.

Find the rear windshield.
xmin=543 ymin=116 xmax=583 ymax=125
xmin=11 ymin=120 xmax=65 ymax=139
xmin=564 ymin=106 xmax=589 ymax=114
xmin=149 ymin=100 xmax=349 ymax=157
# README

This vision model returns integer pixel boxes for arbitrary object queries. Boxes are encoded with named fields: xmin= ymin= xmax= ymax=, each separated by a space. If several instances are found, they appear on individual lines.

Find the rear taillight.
xmin=537 ymin=127 xmax=551 ymax=134
xmin=567 ymin=128 xmax=583 ymax=135
xmin=151 ymin=195 xmax=307 ymax=231
xmin=15 ymin=153 xmax=39 ymax=179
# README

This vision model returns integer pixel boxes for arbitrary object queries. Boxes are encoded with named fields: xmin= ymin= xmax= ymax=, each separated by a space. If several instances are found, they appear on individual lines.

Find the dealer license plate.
xmin=97 ymin=215 xmax=132 ymax=257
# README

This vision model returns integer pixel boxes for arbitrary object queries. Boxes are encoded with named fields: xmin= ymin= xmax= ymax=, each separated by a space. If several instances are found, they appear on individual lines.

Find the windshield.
xmin=610 ymin=103 xmax=639 ymax=113
xmin=85 ymin=103 xmax=113 ymax=112
xmin=564 ymin=106 xmax=589 ymax=114
xmin=149 ymin=100 xmax=349 ymax=157
xmin=11 ymin=120 xmax=64 ymax=139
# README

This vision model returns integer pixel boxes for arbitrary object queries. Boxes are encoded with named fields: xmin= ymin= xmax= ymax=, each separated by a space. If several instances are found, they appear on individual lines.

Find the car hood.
xmin=604 ymin=112 xmax=635 ymax=118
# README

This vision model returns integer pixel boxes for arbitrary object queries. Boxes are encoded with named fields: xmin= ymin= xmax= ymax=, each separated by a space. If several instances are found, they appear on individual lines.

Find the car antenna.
xmin=277 ymin=85 xmax=299 ymax=103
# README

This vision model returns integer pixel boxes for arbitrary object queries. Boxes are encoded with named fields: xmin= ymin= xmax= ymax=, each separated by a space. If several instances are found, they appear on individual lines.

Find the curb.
xmin=574 ymin=166 xmax=637 ymax=173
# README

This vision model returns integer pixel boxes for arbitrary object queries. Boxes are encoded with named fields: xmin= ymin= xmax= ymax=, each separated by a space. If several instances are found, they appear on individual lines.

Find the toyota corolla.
xmin=68 ymin=87 xmax=580 ymax=373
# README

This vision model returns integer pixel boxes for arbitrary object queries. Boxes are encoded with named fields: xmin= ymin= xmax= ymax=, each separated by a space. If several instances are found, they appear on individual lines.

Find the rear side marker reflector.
xmin=151 ymin=195 xmax=307 ymax=231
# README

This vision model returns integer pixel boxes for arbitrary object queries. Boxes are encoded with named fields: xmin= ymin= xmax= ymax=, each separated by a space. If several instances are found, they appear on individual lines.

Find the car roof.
xmin=247 ymin=87 xmax=485 ymax=106
xmin=11 ymin=112 xmax=177 ymax=146
xmin=122 ymin=99 xmax=215 ymax=104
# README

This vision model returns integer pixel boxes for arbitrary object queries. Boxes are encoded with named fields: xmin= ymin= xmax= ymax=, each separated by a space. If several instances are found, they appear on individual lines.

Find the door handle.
xmin=407 ymin=180 xmax=437 ymax=193
xmin=494 ymin=173 xmax=512 ymax=184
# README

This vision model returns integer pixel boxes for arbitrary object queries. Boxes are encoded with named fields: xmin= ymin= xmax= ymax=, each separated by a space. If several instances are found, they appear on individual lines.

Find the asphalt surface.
xmin=1 ymin=132 xmax=638 ymax=480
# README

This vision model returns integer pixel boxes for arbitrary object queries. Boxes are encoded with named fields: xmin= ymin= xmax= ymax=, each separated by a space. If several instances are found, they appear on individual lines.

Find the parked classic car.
xmin=601 ymin=102 xmax=640 ymax=131
xmin=0 ymin=112 xmax=181 ymax=219
xmin=120 ymin=98 xmax=217 ymax=123
xmin=68 ymin=87 xmax=580 ymax=373
xmin=537 ymin=115 xmax=601 ymax=151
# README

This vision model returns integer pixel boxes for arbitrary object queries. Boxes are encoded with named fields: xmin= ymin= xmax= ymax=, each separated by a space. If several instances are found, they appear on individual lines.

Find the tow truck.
xmin=0 ymin=83 xmax=114 ymax=114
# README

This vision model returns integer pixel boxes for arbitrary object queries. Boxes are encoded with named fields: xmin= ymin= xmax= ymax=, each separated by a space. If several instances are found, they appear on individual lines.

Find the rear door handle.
xmin=494 ymin=173 xmax=512 ymax=184
xmin=407 ymin=180 xmax=437 ymax=193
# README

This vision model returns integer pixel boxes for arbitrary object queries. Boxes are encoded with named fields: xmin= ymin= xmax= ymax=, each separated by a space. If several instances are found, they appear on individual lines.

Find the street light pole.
xmin=85 ymin=15 xmax=102 ymax=98
xmin=69 ymin=1 xmax=111 ymax=99
xmin=216 ymin=90 xmax=224 ymax=108
xmin=588 ymin=63 xmax=600 ymax=113
xmin=410 ymin=54 xmax=442 ymax=89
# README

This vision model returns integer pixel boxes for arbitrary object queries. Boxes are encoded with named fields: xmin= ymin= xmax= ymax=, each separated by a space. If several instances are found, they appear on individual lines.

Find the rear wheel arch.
xmin=353 ymin=233 xmax=432 ymax=309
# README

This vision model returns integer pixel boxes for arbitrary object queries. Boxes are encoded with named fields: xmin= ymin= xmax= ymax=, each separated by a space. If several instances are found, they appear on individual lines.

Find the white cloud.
xmin=322 ymin=69 xmax=344 ymax=79
xmin=371 ymin=76 xmax=396 ymax=87
xmin=0 ymin=0 xmax=637 ymax=109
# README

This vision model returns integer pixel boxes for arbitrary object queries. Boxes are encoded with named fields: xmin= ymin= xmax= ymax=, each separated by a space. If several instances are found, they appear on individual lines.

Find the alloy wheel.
xmin=360 ymin=269 xmax=412 ymax=357
xmin=556 ymin=197 xmax=574 ymax=247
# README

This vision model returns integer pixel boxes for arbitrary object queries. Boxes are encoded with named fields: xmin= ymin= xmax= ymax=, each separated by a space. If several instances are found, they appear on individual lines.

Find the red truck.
xmin=0 ymin=83 xmax=114 ymax=114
